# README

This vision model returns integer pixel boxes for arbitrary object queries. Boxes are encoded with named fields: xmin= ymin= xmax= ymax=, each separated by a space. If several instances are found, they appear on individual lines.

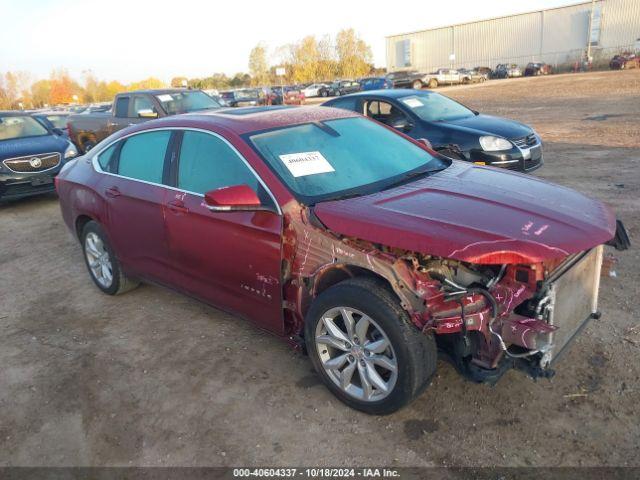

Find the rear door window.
xmin=117 ymin=130 xmax=171 ymax=184
xmin=176 ymin=130 xmax=260 ymax=195
xmin=114 ymin=97 xmax=130 ymax=118
xmin=327 ymin=97 xmax=359 ymax=112
xmin=97 ymin=143 xmax=118 ymax=173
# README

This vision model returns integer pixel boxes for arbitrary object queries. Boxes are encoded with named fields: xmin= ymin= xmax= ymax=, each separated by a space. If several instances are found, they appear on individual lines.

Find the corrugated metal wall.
xmin=386 ymin=0 xmax=639 ymax=72
xmin=600 ymin=0 xmax=640 ymax=48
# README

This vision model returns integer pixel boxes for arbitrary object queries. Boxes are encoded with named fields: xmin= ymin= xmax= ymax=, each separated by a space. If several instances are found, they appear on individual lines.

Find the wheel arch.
xmin=311 ymin=263 xmax=400 ymax=302
xmin=75 ymin=214 xmax=96 ymax=241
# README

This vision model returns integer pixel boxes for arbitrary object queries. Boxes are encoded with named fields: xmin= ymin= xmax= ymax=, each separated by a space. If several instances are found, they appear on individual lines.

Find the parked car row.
xmin=609 ymin=52 xmax=639 ymax=70
xmin=212 ymin=59 xmax=559 ymax=110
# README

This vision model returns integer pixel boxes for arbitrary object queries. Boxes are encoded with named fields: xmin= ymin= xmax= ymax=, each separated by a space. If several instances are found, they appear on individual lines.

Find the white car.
xmin=301 ymin=83 xmax=327 ymax=98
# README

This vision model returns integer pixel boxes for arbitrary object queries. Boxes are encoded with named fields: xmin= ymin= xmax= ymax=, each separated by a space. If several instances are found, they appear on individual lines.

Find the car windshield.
xmin=249 ymin=117 xmax=447 ymax=204
xmin=44 ymin=115 xmax=68 ymax=129
xmin=237 ymin=90 xmax=259 ymax=99
xmin=154 ymin=91 xmax=221 ymax=115
xmin=398 ymin=92 xmax=474 ymax=122
xmin=0 ymin=115 xmax=49 ymax=141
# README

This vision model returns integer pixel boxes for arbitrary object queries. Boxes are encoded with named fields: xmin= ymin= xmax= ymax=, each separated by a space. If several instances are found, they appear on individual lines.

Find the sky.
xmin=1 ymin=0 xmax=583 ymax=84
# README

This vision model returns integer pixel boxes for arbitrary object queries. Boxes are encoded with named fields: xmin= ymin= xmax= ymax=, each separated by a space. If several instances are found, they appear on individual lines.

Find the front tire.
xmin=412 ymin=80 xmax=422 ymax=90
xmin=304 ymin=277 xmax=437 ymax=415
xmin=428 ymin=78 xmax=438 ymax=89
xmin=81 ymin=221 xmax=139 ymax=295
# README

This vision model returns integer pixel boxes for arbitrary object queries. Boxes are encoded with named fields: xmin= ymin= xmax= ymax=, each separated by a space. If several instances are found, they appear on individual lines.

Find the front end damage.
xmin=282 ymin=205 xmax=627 ymax=384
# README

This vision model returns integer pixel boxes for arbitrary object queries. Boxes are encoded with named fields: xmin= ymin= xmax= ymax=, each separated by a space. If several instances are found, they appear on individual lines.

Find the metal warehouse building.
xmin=386 ymin=0 xmax=640 ymax=72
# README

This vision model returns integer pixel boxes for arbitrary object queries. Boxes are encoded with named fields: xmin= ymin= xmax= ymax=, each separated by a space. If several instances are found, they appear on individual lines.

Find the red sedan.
xmin=56 ymin=106 xmax=628 ymax=414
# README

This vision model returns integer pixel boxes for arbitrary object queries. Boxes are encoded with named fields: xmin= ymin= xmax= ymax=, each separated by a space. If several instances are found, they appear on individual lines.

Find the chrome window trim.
xmin=90 ymin=126 xmax=282 ymax=215
xmin=3 ymin=151 xmax=62 ymax=173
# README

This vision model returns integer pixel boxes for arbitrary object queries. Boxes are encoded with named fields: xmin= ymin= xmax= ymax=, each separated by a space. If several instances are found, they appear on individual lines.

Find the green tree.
xmin=289 ymin=36 xmax=321 ymax=83
xmin=31 ymin=79 xmax=52 ymax=107
xmin=105 ymin=80 xmax=126 ymax=100
xmin=248 ymin=43 xmax=269 ymax=86
xmin=128 ymin=77 xmax=165 ymax=91
xmin=229 ymin=73 xmax=251 ymax=88
xmin=335 ymin=29 xmax=372 ymax=79
xmin=49 ymin=69 xmax=82 ymax=105
xmin=1 ymin=71 xmax=31 ymax=108
xmin=317 ymin=35 xmax=338 ymax=81
xmin=171 ymin=76 xmax=188 ymax=88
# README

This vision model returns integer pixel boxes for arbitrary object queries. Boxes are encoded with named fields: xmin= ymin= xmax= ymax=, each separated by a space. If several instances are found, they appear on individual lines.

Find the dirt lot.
xmin=1 ymin=70 xmax=638 ymax=467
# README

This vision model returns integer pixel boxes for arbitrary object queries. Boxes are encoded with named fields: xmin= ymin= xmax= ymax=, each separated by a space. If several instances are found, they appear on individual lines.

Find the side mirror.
xmin=138 ymin=109 xmax=158 ymax=119
xmin=52 ymin=127 xmax=65 ymax=136
xmin=204 ymin=184 xmax=266 ymax=212
xmin=390 ymin=117 xmax=413 ymax=132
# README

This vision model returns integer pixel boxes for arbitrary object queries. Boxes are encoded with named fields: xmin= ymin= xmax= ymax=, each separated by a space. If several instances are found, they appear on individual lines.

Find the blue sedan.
xmin=0 ymin=111 xmax=78 ymax=201
xmin=323 ymin=89 xmax=543 ymax=173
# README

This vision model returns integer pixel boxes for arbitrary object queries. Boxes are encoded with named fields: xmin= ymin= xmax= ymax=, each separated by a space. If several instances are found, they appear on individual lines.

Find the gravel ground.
xmin=0 ymin=70 xmax=638 ymax=467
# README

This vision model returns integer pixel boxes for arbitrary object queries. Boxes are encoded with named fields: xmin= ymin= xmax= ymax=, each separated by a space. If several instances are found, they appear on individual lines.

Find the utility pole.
xmin=587 ymin=0 xmax=596 ymax=63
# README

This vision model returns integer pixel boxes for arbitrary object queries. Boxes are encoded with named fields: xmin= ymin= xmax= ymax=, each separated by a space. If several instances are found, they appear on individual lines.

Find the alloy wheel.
xmin=315 ymin=307 xmax=398 ymax=402
xmin=85 ymin=232 xmax=113 ymax=288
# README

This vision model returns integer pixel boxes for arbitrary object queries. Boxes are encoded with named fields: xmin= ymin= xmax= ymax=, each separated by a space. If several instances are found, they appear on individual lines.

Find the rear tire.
xmin=81 ymin=221 xmax=139 ymax=296
xmin=412 ymin=80 xmax=422 ymax=90
xmin=304 ymin=277 xmax=437 ymax=415
xmin=428 ymin=78 xmax=438 ymax=89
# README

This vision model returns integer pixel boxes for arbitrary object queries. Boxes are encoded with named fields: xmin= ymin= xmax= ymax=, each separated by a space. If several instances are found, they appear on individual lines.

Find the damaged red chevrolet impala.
xmin=56 ymin=106 xmax=629 ymax=414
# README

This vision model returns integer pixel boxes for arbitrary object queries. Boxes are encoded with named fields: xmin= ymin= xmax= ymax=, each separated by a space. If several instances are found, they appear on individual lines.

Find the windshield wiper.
xmin=325 ymin=191 xmax=365 ymax=201
xmin=381 ymin=165 xmax=445 ymax=191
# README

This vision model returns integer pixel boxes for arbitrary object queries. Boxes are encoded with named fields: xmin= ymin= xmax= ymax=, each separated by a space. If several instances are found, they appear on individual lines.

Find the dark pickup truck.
xmin=67 ymin=88 xmax=221 ymax=152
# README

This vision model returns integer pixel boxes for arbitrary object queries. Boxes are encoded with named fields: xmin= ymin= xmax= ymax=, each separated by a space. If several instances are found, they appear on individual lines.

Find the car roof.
xmin=32 ymin=110 xmax=71 ymax=116
xmin=130 ymin=106 xmax=360 ymax=136
xmin=123 ymin=88 xmax=199 ymax=95
xmin=0 ymin=110 xmax=34 ymax=116
xmin=327 ymin=89 xmax=436 ymax=100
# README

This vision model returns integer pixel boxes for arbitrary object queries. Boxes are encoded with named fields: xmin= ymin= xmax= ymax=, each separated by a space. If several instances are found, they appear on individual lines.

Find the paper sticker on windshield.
xmin=402 ymin=97 xmax=423 ymax=108
xmin=157 ymin=94 xmax=174 ymax=102
xmin=279 ymin=151 xmax=335 ymax=177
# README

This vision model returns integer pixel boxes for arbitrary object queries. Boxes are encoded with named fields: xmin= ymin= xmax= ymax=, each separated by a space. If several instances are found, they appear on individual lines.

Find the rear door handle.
xmin=167 ymin=200 xmax=189 ymax=214
xmin=105 ymin=186 xmax=121 ymax=198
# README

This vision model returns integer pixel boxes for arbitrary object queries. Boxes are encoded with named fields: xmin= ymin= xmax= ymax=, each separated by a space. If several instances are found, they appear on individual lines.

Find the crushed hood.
xmin=314 ymin=162 xmax=616 ymax=264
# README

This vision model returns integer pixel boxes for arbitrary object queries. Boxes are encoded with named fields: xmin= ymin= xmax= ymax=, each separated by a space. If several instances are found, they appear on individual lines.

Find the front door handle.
xmin=105 ymin=186 xmax=121 ymax=198
xmin=167 ymin=200 xmax=189 ymax=214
